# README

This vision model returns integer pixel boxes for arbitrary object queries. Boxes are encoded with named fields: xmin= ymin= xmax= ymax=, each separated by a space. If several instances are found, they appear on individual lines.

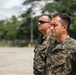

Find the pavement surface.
xmin=0 ymin=47 xmax=34 ymax=75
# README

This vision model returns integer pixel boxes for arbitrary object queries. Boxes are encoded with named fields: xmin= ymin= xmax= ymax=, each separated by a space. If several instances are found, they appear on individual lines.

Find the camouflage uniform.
xmin=46 ymin=36 xmax=76 ymax=75
xmin=33 ymin=30 xmax=54 ymax=75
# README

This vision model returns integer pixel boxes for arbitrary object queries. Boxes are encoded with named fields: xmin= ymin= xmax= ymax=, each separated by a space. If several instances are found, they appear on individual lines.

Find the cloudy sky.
xmin=0 ymin=0 xmax=53 ymax=20
xmin=0 ymin=0 xmax=28 ymax=20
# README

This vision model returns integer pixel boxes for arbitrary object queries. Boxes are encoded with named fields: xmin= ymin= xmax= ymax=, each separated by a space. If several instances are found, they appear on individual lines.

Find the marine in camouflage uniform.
xmin=33 ymin=14 xmax=54 ymax=75
xmin=34 ymin=30 xmax=54 ymax=75
xmin=46 ymin=12 xmax=76 ymax=75
xmin=46 ymin=36 xmax=76 ymax=75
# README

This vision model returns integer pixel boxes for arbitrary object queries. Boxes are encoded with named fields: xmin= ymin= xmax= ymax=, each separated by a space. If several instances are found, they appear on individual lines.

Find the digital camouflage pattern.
xmin=33 ymin=30 xmax=54 ymax=75
xmin=46 ymin=36 xmax=76 ymax=75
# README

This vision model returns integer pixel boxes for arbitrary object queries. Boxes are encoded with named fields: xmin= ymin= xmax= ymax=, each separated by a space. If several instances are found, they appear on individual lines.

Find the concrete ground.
xmin=0 ymin=47 xmax=34 ymax=75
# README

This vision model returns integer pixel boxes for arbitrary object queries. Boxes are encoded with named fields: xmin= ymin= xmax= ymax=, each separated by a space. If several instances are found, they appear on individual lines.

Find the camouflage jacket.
xmin=46 ymin=36 xmax=76 ymax=75
xmin=33 ymin=30 xmax=54 ymax=75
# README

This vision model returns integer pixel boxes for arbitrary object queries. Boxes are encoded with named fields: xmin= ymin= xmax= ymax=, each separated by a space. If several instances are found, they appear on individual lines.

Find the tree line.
xmin=0 ymin=0 xmax=76 ymax=46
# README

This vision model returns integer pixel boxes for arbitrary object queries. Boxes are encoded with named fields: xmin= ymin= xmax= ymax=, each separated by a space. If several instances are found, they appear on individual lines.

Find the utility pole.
xmin=30 ymin=3 xmax=33 ymax=44
xmin=30 ymin=17 xmax=33 ymax=44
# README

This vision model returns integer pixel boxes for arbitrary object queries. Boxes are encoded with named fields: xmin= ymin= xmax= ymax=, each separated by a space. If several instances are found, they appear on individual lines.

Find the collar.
xmin=42 ymin=30 xmax=51 ymax=40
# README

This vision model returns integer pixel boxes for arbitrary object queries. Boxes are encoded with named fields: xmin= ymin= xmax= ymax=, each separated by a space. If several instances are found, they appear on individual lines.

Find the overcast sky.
xmin=0 ymin=0 xmax=28 ymax=20
xmin=0 ymin=0 xmax=53 ymax=20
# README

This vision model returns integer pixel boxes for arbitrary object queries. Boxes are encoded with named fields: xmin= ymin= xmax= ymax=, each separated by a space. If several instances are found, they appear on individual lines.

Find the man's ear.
xmin=63 ymin=24 xmax=67 ymax=31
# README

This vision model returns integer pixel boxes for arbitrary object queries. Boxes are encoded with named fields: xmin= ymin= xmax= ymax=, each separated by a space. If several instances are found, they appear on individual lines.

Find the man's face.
xmin=50 ymin=16 xmax=64 ymax=38
xmin=38 ymin=16 xmax=50 ymax=32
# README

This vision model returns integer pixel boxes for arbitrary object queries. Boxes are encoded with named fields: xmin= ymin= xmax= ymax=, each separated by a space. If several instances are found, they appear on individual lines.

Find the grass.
xmin=0 ymin=40 xmax=35 ymax=47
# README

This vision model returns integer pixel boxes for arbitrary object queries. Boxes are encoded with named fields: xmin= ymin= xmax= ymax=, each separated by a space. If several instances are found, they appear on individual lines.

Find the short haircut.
xmin=39 ymin=14 xmax=52 ymax=21
xmin=53 ymin=12 xmax=71 ymax=31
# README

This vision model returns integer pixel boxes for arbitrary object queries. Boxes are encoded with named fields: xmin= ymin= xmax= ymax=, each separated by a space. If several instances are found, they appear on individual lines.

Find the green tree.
xmin=0 ymin=20 xmax=5 ymax=39
xmin=0 ymin=16 xmax=21 ymax=40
